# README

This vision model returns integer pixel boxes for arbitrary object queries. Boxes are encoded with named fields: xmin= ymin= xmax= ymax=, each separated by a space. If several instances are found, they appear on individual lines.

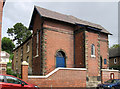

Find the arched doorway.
xmin=56 ymin=51 xmax=66 ymax=68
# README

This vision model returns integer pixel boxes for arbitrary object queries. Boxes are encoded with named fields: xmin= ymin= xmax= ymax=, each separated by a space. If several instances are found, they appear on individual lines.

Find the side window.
xmin=114 ymin=58 xmax=117 ymax=64
xmin=21 ymin=47 xmax=23 ymax=56
xmin=91 ymin=44 xmax=95 ymax=57
xmin=0 ymin=75 xmax=4 ymax=82
xmin=27 ymin=56 xmax=29 ymax=63
xmin=36 ymin=30 xmax=39 ymax=56
xmin=26 ymin=42 xmax=30 ymax=53
xmin=6 ymin=76 xmax=21 ymax=84
xmin=104 ymin=59 xmax=107 ymax=64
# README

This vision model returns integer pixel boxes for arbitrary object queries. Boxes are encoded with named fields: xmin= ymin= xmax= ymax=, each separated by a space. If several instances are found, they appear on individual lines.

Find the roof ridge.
xmin=35 ymin=5 xmax=70 ymax=18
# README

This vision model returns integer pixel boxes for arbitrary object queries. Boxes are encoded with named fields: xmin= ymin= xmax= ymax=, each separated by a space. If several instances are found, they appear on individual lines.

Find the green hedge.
xmin=7 ymin=63 xmax=12 ymax=67
xmin=6 ymin=68 xmax=21 ymax=78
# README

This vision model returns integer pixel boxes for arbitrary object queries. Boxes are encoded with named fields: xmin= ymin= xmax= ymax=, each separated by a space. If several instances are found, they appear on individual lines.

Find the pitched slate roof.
xmin=29 ymin=6 xmax=111 ymax=35
xmin=109 ymin=47 xmax=120 ymax=58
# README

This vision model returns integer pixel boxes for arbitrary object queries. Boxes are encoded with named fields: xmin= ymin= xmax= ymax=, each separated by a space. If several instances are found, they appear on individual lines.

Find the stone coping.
xmin=101 ymin=69 xmax=119 ymax=72
xmin=28 ymin=68 xmax=87 ymax=78
xmin=22 ymin=61 xmax=29 ymax=66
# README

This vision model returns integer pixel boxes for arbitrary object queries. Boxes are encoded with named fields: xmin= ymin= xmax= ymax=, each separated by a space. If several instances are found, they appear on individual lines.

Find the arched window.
xmin=36 ymin=30 xmax=39 ymax=56
xmin=91 ymin=44 xmax=95 ymax=57
xmin=114 ymin=58 xmax=117 ymax=64
xmin=104 ymin=59 xmax=107 ymax=64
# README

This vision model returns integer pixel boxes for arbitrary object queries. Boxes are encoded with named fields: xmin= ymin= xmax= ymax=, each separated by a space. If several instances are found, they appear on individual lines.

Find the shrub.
xmin=6 ymin=68 xmax=21 ymax=78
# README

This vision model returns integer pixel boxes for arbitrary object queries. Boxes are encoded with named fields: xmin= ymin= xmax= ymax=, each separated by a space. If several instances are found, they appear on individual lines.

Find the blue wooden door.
xmin=56 ymin=57 xmax=65 ymax=68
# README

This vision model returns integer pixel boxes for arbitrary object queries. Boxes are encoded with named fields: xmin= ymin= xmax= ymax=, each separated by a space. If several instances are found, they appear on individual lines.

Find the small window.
xmin=0 ymin=76 xmax=4 ymax=82
xmin=26 ymin=43 xmax=30 ymax=53
xmin=21 ymin=47 xmax=23 ymax=56
xmin=36 ymin=30 xmax=39 ymax=56
xmin=104 ymin=59 xmax=107 ymax=64
xmin=91 ymin=44 xmax=95 ymax=57
xmin=27 ymin=56 xmax=29 ymax=63
xmin=114 ymin=58 xmax=117 ymax=64
xmin=21 ymin=59 xmax=23 ymax=62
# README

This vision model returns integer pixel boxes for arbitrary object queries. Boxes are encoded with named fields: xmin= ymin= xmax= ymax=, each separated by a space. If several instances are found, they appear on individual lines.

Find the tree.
xmin=110 ymin=44 xmax=120 ymax=49
xmin=9 ymin=54 xmax=14 ymax=60
xmin=2 ymin=37 xmax=15 ymax=54
xmin=7 ymin=23 xmax=31 ymax=45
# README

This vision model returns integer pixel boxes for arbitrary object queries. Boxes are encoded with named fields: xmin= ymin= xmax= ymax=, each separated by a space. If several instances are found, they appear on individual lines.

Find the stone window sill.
xmin=34 ymin=55 xmax=39 ymax=58
xmin=26 ymin=51 xmax=30 ymax=53
xmin=91 ymin=55 xmax=96 ymax=58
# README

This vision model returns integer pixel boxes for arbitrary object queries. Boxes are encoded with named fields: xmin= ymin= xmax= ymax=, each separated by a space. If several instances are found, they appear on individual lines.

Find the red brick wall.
xmin=32 ymin=12 xmax=109 ymax=77
xmin=75 ymin=31 xmax=85 ymax=68
xmin=109 ymin=57 xmax=120 ymax=68
xmin=85 ymin=31 xmax=99 ymax=76
xmin=118 ymin=72 xmax=120 ymax=79
xmin=21 ymin=65 xmax=28 ymax=81
xmin=42 ymin=20 xmax=74 ymax=74
xmin=32 ymin=13 xmax=42 ymax=75
xmin=28 ymin=69 xmax=86 ymax=87
xmin=44 ymin=19 xmax=74 ymax=32
xmin=85 ymin=31 xmax=108 ymax=77
xmin=99 ymin=33 xmax=108 ymax=69
xmin=32 ymin=14 xmax=75 ymax=75
xmin=102 ymin=69 xmax=119 ymax=83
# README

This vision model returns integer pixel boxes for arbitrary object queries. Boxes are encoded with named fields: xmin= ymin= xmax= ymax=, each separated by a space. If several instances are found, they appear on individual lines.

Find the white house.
xmin=1 ymin=51 xmax=10 ymax=63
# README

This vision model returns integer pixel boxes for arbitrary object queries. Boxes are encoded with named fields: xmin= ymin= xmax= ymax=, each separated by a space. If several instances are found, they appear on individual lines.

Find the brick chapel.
xmin=13 ymin=6 xmax=111 ymax=86
xmin=29 ymin=6 xmax=111 ymax=79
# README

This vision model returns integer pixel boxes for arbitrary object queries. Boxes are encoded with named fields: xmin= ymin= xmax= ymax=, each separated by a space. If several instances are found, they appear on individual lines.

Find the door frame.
xmin=55 ymin=49 xmax=67 ymax=68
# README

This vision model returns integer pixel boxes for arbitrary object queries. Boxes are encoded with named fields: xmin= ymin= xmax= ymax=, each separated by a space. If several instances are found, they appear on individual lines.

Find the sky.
xmin=2 ymin=1 xmax=119 ymax=47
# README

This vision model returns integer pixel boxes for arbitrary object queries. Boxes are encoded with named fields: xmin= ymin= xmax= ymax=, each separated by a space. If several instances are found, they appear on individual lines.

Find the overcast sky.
xmin=2 ymin=1 xmax=118 ymax=47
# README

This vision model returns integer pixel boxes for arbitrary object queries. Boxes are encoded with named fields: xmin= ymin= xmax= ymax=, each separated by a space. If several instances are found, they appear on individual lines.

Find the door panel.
xmin=56 ymin=57 xmax=65 ymax=68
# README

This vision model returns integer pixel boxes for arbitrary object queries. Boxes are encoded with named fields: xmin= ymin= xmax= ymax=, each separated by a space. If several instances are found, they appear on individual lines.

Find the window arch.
xmin=91 ymin=44 xmax=95 ymax=57
xmin=56 ymin=51 xmax=65 ymax=58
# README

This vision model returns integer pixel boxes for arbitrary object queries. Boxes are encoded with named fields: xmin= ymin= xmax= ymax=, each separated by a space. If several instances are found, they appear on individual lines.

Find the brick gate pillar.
xmin=21 ymin=61 xmax=28 ymax=82
xmin=0 ymin=62 xmax=7 ymax=74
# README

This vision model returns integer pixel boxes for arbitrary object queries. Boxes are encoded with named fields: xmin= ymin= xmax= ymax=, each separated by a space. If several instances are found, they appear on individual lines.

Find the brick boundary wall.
xmin=118 ymin=72 xmax=120 ymax=79
xmin=21 ymin=61 xmax=120 ymax=88
xmin=27 ymin=68 xmax=87 ymax=87
xmin=101 ymin=69 xmax=119 ymax=83
xmin=21 ymin=61 xmax=29 ymax=81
